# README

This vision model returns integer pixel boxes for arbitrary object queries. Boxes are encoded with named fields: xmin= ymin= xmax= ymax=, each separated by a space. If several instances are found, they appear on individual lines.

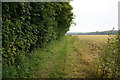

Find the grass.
xmin=32 ymin=35 xmax=108 ymax=78
xmin=33 ymin=36 xmax=76 ymax=78
xmin=3 ymin=37 xmax=68 ymax=78
xmin=3 ymin=35 xmax=110 ymax=78
xmin=63 ymin=36 xmax=101 ymax=78
xmin=29 ymin=37 xmax=70 ymax=78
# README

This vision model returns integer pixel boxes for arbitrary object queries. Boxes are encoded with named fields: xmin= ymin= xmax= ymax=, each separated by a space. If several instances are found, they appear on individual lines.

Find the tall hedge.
xmin=2 ymin=2 xmax=73 ymax=66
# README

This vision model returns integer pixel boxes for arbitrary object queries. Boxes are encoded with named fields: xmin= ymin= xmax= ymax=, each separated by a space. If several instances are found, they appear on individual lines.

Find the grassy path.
xmin=63 ymin=36 xmax=99 ymax=78
xmin=32 ymin=37 xmax=69 ymax=78
xmin=32 ymin=36 xmax=106 ymax=78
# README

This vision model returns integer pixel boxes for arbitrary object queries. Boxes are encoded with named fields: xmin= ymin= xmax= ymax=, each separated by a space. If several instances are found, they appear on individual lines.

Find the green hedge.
xmin=2 ymin=2 xmax=73 ymax=66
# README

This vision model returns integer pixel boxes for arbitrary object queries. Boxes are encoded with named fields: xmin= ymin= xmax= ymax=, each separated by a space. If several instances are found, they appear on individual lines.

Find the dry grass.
xmin=33 ymin=35 xmax=110 ymax=78
xmin=63 ymin=35 xmax=109 ymax=78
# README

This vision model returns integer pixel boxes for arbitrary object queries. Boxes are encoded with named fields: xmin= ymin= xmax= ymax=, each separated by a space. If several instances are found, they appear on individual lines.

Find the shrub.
xmin=2 ymin=2 xmax=73 ymax=66
xmin=98 ymin=30 xmax=120 ymax=78
xmin=2 ymin=2 xmax=73 ymax=78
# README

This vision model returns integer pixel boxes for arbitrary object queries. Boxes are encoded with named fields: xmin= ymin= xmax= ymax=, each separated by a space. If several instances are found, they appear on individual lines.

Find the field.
xmin=31 ymin=35 xmax=108 ymax=78
xmin=77 ymin=35 xmax=108 ymax=43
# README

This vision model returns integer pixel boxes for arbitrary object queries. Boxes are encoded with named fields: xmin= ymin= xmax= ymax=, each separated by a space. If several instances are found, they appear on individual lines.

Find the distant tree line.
xmin=66 ymin=30 xmax=118 ymax=35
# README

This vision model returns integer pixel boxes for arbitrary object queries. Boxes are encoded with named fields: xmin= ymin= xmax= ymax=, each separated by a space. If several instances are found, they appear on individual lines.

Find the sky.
xmin=68 ymin=0 xmax=120 ymax=32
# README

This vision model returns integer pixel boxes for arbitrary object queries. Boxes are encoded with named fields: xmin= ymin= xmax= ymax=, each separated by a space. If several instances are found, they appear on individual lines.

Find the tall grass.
xmin=2 ymin=36 xmax=68 ymax=78
xmin=97 ymin=30 xmax=120 ymax=78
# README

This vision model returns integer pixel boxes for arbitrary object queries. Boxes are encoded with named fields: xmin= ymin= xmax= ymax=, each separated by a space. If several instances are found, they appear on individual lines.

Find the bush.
xmin=2 ymin=2 xmax=73 ymax=78
xmin=98 ymin=30 xmax=120 ymax=78
xmin=2 ymin=2 xmax=73 ymax=66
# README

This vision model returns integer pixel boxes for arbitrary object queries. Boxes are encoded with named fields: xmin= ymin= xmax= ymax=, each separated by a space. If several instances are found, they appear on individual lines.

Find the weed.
xmin=97 ymin=29 xmax=120 ymax=78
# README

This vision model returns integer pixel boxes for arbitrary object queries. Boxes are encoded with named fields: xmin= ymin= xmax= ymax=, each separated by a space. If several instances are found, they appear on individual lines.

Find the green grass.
xmin=3 ymin=36 xmax=71 ymax=78
xmin=32 ymin=35 xmax=102 ymax=78
xmin=3 ymin=35 xmax=114 ymax=78
xmin=33 ymin=36 xmax=71 ymax=78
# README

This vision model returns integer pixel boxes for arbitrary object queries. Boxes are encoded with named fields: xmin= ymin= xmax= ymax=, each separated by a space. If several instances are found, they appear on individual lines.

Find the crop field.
xmin=77 ymin=35 xmax=108 ymax=43
xmin=76 ymin=35 xmax=109 ymax=55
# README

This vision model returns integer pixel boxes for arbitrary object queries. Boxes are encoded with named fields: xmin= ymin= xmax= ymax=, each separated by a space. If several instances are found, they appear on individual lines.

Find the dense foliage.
xmin=98 ymin=30 xmax=120 ymax=78
xmin=2 ymin=2 xmax=73 ymax=68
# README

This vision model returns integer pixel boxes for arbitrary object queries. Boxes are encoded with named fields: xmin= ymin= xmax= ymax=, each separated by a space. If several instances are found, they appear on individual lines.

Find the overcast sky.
xmin=68 ymin=0 xmax=120 ymax=32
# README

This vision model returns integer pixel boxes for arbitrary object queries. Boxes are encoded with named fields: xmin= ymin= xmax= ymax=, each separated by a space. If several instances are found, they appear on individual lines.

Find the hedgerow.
xmin=2 ymin=2 xmax=73 ymax=67
xmin=97 ymin=30 xmax=120 ymax=78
